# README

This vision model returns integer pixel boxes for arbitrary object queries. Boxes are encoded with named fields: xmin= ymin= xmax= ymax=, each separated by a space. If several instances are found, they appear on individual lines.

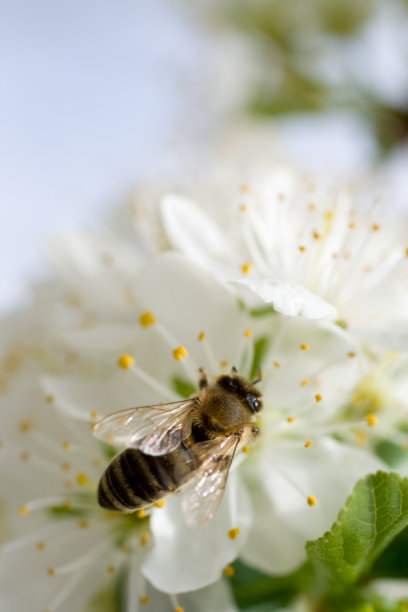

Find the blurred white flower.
xmin=161 ymin=166 xmax=408 ymax=348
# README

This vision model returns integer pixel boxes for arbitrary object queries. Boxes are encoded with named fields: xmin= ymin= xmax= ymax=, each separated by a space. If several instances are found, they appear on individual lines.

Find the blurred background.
xmin=2 ymin=0 xmax=408 ymax=312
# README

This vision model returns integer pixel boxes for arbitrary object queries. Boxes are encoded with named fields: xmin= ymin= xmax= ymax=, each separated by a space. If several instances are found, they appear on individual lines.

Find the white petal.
xmin=161 ymin=194 xmax=231 ymax=266
xmin=241 ymin=437 xmax=385 ymax=575
xmin=233 ymin=279 xmax=338 ymax=319
xmin=142 ymin=472 xmax=252 ymax=593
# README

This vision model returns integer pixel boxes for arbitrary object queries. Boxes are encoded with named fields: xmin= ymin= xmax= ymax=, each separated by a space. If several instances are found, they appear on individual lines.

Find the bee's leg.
xmin=252 ymin=368 xmax=263 ymax=385
xmin=231 ymin=365 xmax=238 ymax=373
xmin=198 ymin=367 xmax=208 ymax=389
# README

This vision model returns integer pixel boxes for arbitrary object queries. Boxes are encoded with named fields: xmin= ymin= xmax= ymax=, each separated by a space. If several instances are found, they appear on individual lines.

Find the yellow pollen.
xmin=242 ymin=444 xmax=250 ymax=454
xmin=348 ymin=351 xmax=356 ymax=358
xmin=175 ymin=607 xmax=184 ymax=612
xmin=300 ymin=344 xmax=310 ymax=351
xmin=307 ymin=495 xmax=317 ymax=507
xmin=241 ymin=262 xmax=253 ymax=275
xmin=299 ymin=246 xmax=307 ymax=253
xmin=315 ymin=394 xmax=323 ymax=403
xmin=244 ymin=329 xmax=252 ymax=338
xmin=62 ymin=500 xmax=72 ymax=510
xmin=325 ymin=211 xmax=334 ymax=220
xmin=140 ymin=532 xmax=149 ymax=547
xmin=224 ymin=565 xmax=234 ymax=577
xmin=304 ymin=440 xmax=313 ymax=448
xmin=140 ymin=597 xmax=150 ymax=605
xmin=240 ymin=184 xmax=250 ymax=194
xmin=273 ymin=361 xmax=280 ymax=368
xmin=198 ymin=332 xmax=205 ymax=342
xmin=228 ymin=527 xmax=240 ymax=540
xmin=107 ymin=565 xmax=115 ymax=575
xmin=20 ymin=451 xmax=30 ymax=462
xmin=78 ymin=519 xmax=89 ymax=529
xmin=301 ymin=379 xmax=309 ymax=386
xmin=118 ymin=354 xmax=134 ymax=370
xmin=287 ymin=416 xmax=296 ymax=423
xmin=139 ymin=311 xmax=156 ymax=328
xmin=36 ymin=541 xmax=46 ymax=550
xmin=366 ymin=413 xmax=378 ymax=427
xmin=90 ymin=410 xmax=99 ymax=420
xmin=62 ymin=441 xmax=71 ymax=451
xmin=19 ymin=506 xmax=29 ymax=517
xmin=349 ymin=222 xmax=356 ymax=229
xmin=312 ymin=231 xmax=320 ymax=239
xmin=372 ymin=224 xmax=380 ymax=231
xmin=405 ymin=248 xmax=408 ymax=257
xmin=239 ymin=203 xmax=247 ymax=212
xmin=137 ymin=509 xmax=147 ymax=519
xmin=309 ymin=203 xmax=316 ymax=211
xmin=173 ymin=346 xmax=188 ymax=361
xmin=220 ymin=360 xmax=229 ymax=368
xmin=153 ymin=499 xmax=167 ymax=508
xmin=76 ymin=473 xmax=88 ymax=486
xmin=47 ymin=567 xmax=55 ymax=576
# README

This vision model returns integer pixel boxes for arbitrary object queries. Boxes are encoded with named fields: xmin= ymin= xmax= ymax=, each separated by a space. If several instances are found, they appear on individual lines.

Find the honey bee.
xmin=93 ymin=368 xmax=262 ymax=526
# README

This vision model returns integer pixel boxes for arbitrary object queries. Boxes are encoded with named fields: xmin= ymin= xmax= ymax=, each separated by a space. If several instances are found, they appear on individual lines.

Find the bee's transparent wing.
xmin=181 ymin=433 xmax=241 ymax=527
xmin=92 ymin=398 xmax=197 ymax=455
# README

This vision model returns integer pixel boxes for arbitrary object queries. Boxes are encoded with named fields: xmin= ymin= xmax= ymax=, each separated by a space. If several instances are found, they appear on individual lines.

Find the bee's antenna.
xmin=231 ymin=365 xmax=238 ymax=374
xmin=252 ymin=368 xmax=263 ymax=385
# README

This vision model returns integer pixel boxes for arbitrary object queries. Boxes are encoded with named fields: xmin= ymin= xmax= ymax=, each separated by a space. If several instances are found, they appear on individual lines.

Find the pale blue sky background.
xmin=0 ymin=0 xmax=211 ymax=312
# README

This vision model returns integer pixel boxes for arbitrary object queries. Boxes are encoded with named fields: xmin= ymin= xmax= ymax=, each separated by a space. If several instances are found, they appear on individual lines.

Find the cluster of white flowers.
xmin=1 ymin=165 xmax=407 ymax=612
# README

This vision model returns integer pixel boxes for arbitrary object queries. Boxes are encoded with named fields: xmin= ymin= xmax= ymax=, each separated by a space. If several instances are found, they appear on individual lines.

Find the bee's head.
xmin=216 ymin=374 xmax=263 ymax=414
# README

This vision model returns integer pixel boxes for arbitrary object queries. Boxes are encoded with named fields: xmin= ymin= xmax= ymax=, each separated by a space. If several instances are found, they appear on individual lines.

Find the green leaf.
xmin=171 ymin=376 xmax=196 ymax=399
xmin=249 ymin=336 xmax=270 ymax=380
xmin=306 ymin=471 xmax=408 ymax=595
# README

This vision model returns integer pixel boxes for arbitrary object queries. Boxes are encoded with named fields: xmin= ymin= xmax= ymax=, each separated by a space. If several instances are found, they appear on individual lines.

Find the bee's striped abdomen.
xmin=97 ymin=440 xmax=200 ymax=512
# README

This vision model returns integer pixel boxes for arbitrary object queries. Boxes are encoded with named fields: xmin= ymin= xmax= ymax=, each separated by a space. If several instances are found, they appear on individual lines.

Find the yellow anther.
xmin=107 ymin=565 xmax=116 ymax=575
xmin=301 ymin=379 xmax=309 ymax=386
xmin=47 ymin=567 xmax=55 ymax=576
xmin=315 ymin=394 xmax=323 ymax=403
xmin=239 ymin=204 xmax=247 ymax=212
xmin=137 ymin=509 xmax=147 ymax=519
xmin=287 ymin=416 xmax=296 ymax=423
xmin=198 ymin=332 xmax=205 ymax=342
xmin=356 ymin=431 xmax=366 ymax=445
xmin=240 ymin=184 xmax=250 ymax=194
xmin=312 ymin=231 xmax=320 ymax=239
xmin=349 ymin=222 xmax=356 ymax=229
xmin=299 ymin=246 xmax=307 ymax=253
xmin=304 ymin=441 xmax=313 ymax=448
xmin=78 ymin=519 xmax=89 ymax=529
xmin=20 ymin=451 xmax=30 ymax=462
xmin=325 ymin=211 xmax=334 ymax=220
xmin=19 ymin=506 xmax=29 ymax=517
xmin=242 ymin=445 xmax=250 ymax=454
xmin=348 ymin=351 xmax=356 ymax=358
xmin=405 ymin=247 xmax=408 ymax=257
xmin=62 ymin=441 xmax=71 ymax=451
xmin=90 ymin=410 xmax=99 ymax=420
xmin=175 ymin=607 xmax=184 ymax=612
xmin=366 ymin=413 xmax=378 ymax=427
xmin=140 ymin=532 xmax=149 ymax=547
xmin=300 ymin=344 xmax=310 ymax=351
xmin=309 ymin=203 xmax=316 ymax=211
xmin=173 ymin=346 xmax=188 ymax=361
xmin=139 ymin=311 xmax=156 ymax=328
xmin=153 ymin=499 xmax=167 ymax=508
xmin=19 ymin=421 xmax=32 ymax=433
xmin=36 ymin=541 xmax=46 ymax=550
xmin=244 ymin=329 xmax=252 ymax=338
xmin=227 ymin=527 xmax=240 ymax=540
xmin=62 ymin=500 xmax=72 ymax=510
xmin=118 ymin=354 xmax=134 ymax=370
xmin=224 ymin=565 xmax=235 ymax=577
xmin=372 ymin=224 xmax=380 ymax=232
xmin=241 ymin=262 xmax=254 ymax=275
xmin=307 ymin=495 xmax=316 ymax=507
xmin=76 ymin=473 xmax=88 ymax=486
xmin=140 ymin=596 xmax=150 ymax=605
xmin=273 ymin=361 xmax=280 ymax=368
xmin=220 ymin=360 xmax=229 ymax=368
